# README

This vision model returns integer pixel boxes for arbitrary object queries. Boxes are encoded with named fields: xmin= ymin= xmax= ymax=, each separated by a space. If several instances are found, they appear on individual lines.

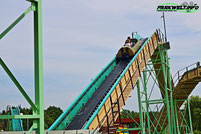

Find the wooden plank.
xmin=89 ymin=116 xmax=99 ymax=130
xmin=88 ymin=33 xmax=160 ymax=130
xmin=155 ymin=66 xmax=201 ymax=130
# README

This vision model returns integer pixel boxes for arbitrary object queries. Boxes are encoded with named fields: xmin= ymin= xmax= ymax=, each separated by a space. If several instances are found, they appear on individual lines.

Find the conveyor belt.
xmin=49 ymin=32 xmax=158 ymax=131
xmin=66 ymin=60 xmax=130 ymax=130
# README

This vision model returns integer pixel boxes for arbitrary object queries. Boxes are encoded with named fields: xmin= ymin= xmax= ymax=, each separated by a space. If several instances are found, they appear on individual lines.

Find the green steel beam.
xmin=0 ymin=58 xmax=37 ymax=111
xmin=117 ymin=128 xmax=142 ymax=131
xmin=158 ymin=45 xmax=172 ymax=133
xmin=147 ymin=102 xmax=165 ymax=105
xmin=143 ymin=69 xmax=151 ymax=134
xmin=153 ymin=105 xmax=166 ymax=132
xmin=32 ymin=0 xmax=45 ymax=133
xmin=0 ymin=6 xmax=32 ymax=40
xmin=175 ymin=99 xmax=186 ymax=102
xmin=187 ymin=98 xmax=193 ymax=134
xmin=147 ymin=63 xmax=166 ymax=97
xmin=174 ymin=100 xmax=180 ymax=134
xmin=0 ymin=0 xmax=44 ymax=134
xmin=146 ymin=66 xmax=166 ymax=99
xmin=0 ymin=115 xmax=40 ymax=119
xmin=177 ymin=104 xmax=191 ymax=132
xmin=166 ymin=52 xmax=177 ymax=134
xmin=142 ymin=99 xmax=165 ymax=103
xmin=136 ymin=80 xmax=144 ymax=133
xmin=27 ymin=125 xmax=36 ymax=134
xmin=160 ymin=114 xmax=168 ymax=132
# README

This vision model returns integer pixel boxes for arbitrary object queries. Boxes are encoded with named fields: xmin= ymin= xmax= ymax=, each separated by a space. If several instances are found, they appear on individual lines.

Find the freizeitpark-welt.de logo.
xmin=157 ymin=2 xmax=199 ymax=13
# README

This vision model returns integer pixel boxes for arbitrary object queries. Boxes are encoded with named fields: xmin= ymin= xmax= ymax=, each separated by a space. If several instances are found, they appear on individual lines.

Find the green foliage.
xmin=0 ymin=120 xmax=4 ymax=131
xmin=20 ymin=107 xmax=32 ymax=115
xmin=0 ymin=106 xmax=63 ymax=130
xmin=194 ymin=130 xmax=201 ymax=134
xmin=184 ymin=95 xmax=201 ymax=132
xmin=44 ymin=106 xmax=63 ymax=129
xmin=121 ymin=95 xmax=201 ymax=133
xmin=120 ymin=109 xmax=139 ymax=128
xmin=0 ymin=95 xmax=201 ymax=132
xmin=1 ymin=110 xmax=6 ymax=115
xmin=121 ymin=109 xmax=139 ymax=119
xmin=20 ymin=107 xmax=33 ymax=130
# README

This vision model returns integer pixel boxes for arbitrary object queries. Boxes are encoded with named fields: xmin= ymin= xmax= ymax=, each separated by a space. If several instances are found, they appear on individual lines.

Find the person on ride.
xmin=124 ymin=36 xmax=132 ymax=47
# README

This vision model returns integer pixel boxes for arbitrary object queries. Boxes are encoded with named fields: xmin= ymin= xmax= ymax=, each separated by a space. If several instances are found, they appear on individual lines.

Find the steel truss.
xmin=0 ymin=0 xmax=44 ymax=134
xmin=0 ymin=1 xmax=194 ymax=133
xmin=126 ymin=44 xmax=194 ymax=134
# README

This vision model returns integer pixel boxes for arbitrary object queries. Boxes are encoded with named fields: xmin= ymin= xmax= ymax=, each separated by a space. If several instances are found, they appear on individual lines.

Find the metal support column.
xmin=158 ymin=45 xmax=172 ymax=133
xmin=0 ymin=1 xmax=44 ymax=134
xmin=143 ymin=69 xmax=151 ymax=134
xmin=187 ymin=98 xmax=193 ymax=134
xmin=32 ymin=0 xmax=45 ymax=134
xmin=166 ymin=51 xmax=177 ymax=134
xmin=174 ymin=100 xmax=180 ymax=134
xmin=136 ymin=80 xmax=144 ymax=133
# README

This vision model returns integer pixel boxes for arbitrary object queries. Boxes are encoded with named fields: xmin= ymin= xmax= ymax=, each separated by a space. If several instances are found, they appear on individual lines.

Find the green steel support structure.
xmin=158 ymin=45 xmax=172 ymax=133
xmin=173 ymin=99 xmax=194 ymax=133
xmin=142 ymin=69 xmax=151 ymax=134
xmin=0 ymin=0 xmax=44 ymax=134
xmin=128 ymin=43 xmax=176 ymax=133
xmin=115 ymin=33 xmax=185 ymax=133
xmin=132 ymin=43 xmax=194 ymax=134
xmin=174 ymin=99 xmax=180 ymax=134
xmin=136 ymin=45 xmax=174 ymax=134
xmin=187 ymin=98 xmax=193 ymax=134
xmin=137 ymin=80 xmax=144 ymax=134
xmin=117 ymin=42 xmax=180 ymax=133
xmin=166 ymin=51 xmax=177 ymax=134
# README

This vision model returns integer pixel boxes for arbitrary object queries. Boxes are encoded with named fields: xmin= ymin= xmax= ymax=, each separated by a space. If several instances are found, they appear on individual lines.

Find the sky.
xmin=0 ymin=0 xmax=201 ymax=112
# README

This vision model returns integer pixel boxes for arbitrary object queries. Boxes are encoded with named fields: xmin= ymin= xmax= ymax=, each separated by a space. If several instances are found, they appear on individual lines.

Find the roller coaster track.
xmin=48 ymin=30 xmax=161 ymax=132
xmin=152 ymin=62 xmax=201 ymax=131
xmin=149 ymin=37 xmax=201 ymax=132
xmin=173 ymin=63 xmax=201 ymax=107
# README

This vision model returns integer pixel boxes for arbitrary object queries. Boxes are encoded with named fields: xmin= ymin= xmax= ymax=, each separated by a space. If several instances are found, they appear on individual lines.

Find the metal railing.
xmin=157 ymin=29 xmax=166 ymax=43
xmin=173 ymin=62 xmax=200 ymax=85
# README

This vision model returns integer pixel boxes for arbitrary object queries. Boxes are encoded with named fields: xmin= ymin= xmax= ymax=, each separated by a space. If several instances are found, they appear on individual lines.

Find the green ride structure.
xmin=0 ymin=0 xmax=44 ymax=134
xmin=6 ymin=106 xmax=24 ymax=131
xmin=48 ymin=30 xmax=201 ymax=134
xmin=1 ymin=1 xmax=201 ymax=134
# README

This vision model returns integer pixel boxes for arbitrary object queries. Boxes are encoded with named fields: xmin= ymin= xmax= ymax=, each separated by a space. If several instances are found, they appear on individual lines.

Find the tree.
xmin=44 ymin=106 xmax=63 ymax=129
xmin=121 ymin=109 xmax=139 ymax=119
xmin=20 ymin=107 xmax=33 ymax=130
xmin=184 ymin=95 xmax=201 ymax=132
xmin=0 ymin=106 xmax=63 ymax=130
